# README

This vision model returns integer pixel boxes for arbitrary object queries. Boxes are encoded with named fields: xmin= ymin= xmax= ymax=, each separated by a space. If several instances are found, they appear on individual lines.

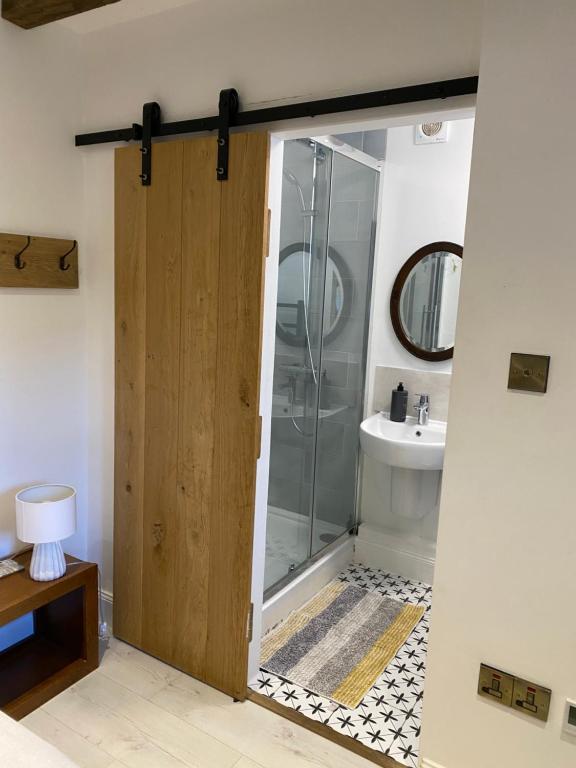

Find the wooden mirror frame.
xmin=390 ymin=240 xmax=463 ymax=362
xmin=275 ymin=242 xmax=352 ymax=348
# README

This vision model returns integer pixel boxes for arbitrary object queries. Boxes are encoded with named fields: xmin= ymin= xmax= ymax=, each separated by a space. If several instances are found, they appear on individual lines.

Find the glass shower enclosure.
xmin=265 ymin=138 xmax=379 ymax=596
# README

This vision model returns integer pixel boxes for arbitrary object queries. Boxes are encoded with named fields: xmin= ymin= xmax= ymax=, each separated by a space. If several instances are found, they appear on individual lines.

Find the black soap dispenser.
xmin=390 ymin=382 xmax=408 ymax=422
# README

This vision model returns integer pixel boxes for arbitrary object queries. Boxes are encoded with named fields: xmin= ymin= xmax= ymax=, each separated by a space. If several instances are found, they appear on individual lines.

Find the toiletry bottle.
xmin=390 ymin=382 xmax=408 ymax=422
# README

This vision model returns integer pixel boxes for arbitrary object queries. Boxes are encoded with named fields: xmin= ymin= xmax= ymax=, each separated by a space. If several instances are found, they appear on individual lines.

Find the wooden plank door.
xmin=114 ymin=132 xmax=269 ymax=700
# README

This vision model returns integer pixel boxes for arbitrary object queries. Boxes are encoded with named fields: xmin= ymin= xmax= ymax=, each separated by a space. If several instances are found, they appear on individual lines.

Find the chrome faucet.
xmin=280 ymin=373 xmax=298 ymax=404
xmin=414 ymin=394 xmax=430 ymax=426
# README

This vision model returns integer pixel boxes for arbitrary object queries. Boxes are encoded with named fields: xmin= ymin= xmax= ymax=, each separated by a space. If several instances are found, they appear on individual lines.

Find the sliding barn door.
xmin=114 ymin=133 xmax=269 ymax=700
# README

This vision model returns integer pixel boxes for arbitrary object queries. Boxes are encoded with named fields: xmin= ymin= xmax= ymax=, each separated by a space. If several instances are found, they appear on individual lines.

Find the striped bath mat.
xmin=261 ymin=580 xmax=424 ymax=708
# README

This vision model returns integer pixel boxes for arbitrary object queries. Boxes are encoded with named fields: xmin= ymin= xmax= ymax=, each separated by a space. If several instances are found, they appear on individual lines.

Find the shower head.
xmin=283 ymin=169 xmax=300 ymax=186
xmin=308 ymin=140 xmax=327 ymax=161
xmin=282 ymin=168 xmax=309 ymax=216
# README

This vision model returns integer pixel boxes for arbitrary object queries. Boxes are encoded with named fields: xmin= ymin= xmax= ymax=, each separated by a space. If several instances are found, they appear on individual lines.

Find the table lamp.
xmin=15 ymin=484 xmax=77 ymax=581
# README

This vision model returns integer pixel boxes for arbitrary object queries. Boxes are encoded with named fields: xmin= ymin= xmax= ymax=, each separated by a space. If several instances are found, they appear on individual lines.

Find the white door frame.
xmin=248 ymin=95 xmax=476 ymax=682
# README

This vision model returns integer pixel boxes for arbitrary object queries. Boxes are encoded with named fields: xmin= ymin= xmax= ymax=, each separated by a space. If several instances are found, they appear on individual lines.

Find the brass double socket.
xmin=478 ymin=664 xmax=551 ymax=722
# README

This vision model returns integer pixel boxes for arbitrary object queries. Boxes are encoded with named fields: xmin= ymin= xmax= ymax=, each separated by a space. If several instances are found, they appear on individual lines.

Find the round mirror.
xmin=390 ymin=241 xmax=463 ymax=361
xmin=276 ymin=242 xmax=351 ymax=347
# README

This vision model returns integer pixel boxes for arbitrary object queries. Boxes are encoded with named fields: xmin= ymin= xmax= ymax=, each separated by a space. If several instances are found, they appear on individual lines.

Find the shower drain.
xmin=319 ymin=533 xmax=338 ymax=544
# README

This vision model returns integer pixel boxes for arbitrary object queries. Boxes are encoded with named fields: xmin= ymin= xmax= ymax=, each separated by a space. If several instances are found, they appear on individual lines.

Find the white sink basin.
xmin=360 ymin=412 xmax=446 ymax=470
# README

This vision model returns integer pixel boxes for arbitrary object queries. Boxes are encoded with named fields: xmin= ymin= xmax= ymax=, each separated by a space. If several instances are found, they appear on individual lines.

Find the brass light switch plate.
xmin=512 ymin=677 xmax=552 ymax=722
xmin=478 ymin=664 xmax=514 ymax=707
xmin=508 ymin=353 xmax=550 ymax=393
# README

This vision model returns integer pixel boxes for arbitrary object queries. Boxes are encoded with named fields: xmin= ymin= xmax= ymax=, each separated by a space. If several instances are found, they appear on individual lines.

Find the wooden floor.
xmin=21 ymin=638 xmax=376 ymax=768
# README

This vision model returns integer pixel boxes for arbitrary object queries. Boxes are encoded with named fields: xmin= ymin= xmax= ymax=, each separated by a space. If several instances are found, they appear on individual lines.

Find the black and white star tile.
xmin=251 ymin=563 xmax=432 ymax=768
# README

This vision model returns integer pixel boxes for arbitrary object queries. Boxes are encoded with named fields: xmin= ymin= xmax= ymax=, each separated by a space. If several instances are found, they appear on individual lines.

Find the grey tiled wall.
xmin=372 ymin=365 xmax=451 ymax=422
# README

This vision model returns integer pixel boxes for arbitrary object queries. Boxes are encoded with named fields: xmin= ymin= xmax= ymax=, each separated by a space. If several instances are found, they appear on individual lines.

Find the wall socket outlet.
xmin=511 ymin=676 xmax=551 ymax=722
xmin=478 ymin=664 xmax=514 ymax=706
xmin=478 ymin=664 xmax=551 ymax=722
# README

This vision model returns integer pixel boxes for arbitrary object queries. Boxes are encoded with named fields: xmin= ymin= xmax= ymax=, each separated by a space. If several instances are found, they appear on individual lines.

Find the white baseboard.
xmin=421 ymin=760 xmax=447 ymax=768
xmin=262 ymin=536 xmax=354 ymax=633
xmin=354 ymin=523 xmax=435 ymax=584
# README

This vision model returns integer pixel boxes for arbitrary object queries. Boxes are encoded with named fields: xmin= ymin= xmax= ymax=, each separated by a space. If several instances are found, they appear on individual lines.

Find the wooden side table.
xmin=0 ymin=550 xmax=98 ymax=719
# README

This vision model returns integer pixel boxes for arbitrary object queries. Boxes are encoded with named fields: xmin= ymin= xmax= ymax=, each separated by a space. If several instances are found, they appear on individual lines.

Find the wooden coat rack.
xmin=2 ymin=0 xmax=120 ymax=30
xmin=0 ymin=233 xmax=78 ymax=288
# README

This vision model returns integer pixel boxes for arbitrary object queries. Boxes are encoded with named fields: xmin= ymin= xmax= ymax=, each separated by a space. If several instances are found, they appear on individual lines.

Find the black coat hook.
xmin=59 ymin=240 xmax=77 ymax=271
xmin=14 ymin=236 xmax=31 ymax=270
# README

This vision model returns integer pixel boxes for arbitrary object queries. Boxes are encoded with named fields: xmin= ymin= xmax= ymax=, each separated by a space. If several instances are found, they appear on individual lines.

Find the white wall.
xmin=76 ymin=0 xmax=483 ymax=592
xmin=0 ymin=21 xmax=86 ymax=560
xmin=358 ymin=120 xmax=473 ymax=565
xmin=421 ymin=1 xmax=576 ymax=766
xmin=366 ymin=119 xmax=475 ymax=410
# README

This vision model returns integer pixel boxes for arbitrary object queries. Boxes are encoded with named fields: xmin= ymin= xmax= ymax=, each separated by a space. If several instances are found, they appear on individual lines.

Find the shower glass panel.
xmin=265 ymin=139 xmax=332 ymax=593
xmin=265 ymin=138 xmax=378 ymax=596
xmin=311 ymin=152 xmax=378 ymax=557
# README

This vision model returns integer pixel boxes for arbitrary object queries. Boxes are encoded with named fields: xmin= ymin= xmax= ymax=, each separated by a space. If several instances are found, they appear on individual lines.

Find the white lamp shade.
xmin=16 ymin=484 xmax=77 ymax=544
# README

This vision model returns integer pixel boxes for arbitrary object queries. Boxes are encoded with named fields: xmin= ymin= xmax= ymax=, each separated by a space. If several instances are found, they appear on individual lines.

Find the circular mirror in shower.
xmin=275 ymin=242 xmax=352 ymax=347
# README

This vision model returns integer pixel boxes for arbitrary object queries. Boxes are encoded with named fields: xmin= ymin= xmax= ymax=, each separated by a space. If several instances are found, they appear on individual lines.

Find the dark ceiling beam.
xmin=2 ymin=0 xmax=121 ymax=29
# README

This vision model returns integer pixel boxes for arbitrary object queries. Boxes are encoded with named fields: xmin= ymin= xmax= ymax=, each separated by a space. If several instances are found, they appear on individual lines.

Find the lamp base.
xmin=30 ymin=541 xmax=66 ymax=581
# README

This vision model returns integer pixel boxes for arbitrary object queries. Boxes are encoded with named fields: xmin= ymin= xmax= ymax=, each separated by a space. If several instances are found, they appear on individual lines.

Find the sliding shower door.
xmin=266 ymin=140 xmax=332 ymax=592
xmin=311 ymin=152 xmax=378 ymax=557
xmin=265 ymin=139 xmax=378 ymax=595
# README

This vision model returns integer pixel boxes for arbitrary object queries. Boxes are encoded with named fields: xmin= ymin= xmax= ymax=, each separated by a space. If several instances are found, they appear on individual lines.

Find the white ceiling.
xmin=58 ymin=0 xmax=201 ymax=34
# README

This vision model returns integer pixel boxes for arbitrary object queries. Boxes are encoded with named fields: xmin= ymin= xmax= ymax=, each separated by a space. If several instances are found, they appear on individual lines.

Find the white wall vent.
xmin=414 ymin=121 xmax=448 ymax=144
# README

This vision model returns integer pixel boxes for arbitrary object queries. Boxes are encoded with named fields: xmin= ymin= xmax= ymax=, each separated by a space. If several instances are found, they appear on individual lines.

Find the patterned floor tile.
xmin=252 ymin=668 xmax=284 ymax=697
xmin=386 ymin=740 xmax=420 ymax=768
xmin=392 ymin=645 xmax=427 ymax=678
xmin=253 ymin=668 xmax=338 ymax=723
xmin=251 ymin=562 xmax=432 ymax=766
